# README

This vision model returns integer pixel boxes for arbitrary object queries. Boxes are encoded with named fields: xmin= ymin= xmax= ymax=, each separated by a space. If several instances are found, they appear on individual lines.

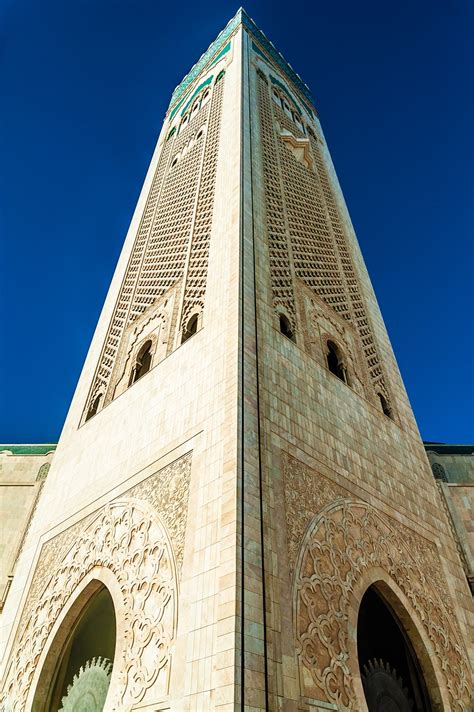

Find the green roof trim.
xmin=168 ymin=14 xmax=239 ymax=115
xmin=169 ymin=75 xmax=214 ymax=122
xmin=266 ymin=65 xmax=313 ymax=118
xmin=167 ymin=9 xmax=313 ymax=118
xmin=209 ymin=41 xmax=231 ymax=69
xmin=0 ymin=444 xmax=57 ymax=455
xmin=180 ymin=76 xmax=213 ymax=116
xmin=169 ymin=95 xmax=186 ymax=122
xmin=269 ymin=74 xmax=302 ymax=116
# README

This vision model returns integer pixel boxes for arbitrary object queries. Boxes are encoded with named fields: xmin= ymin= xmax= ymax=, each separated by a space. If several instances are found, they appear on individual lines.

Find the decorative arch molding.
xmin=1 ymin=499 xmax=178 ymax=711
xmin=293 ymin=497 xmax=472 ymax=710
xmin=347 ymin=569 xmax=448 ymax=711
xmin=28 ymin=571 xmax=122 ymax=711
xmin=275 ymin=304 xmax=297 ymax=337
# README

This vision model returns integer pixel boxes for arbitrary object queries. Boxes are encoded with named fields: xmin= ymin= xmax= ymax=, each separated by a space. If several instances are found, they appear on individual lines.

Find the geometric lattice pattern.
xmin=257 ymin=70 xmax=393 ymax=408
xmin=83 ymin=76 xmax=226 ymax=419
xmin=180 ymin=76 xmax=225 ymax=331
xmin=257 ymin=72 xmax=298 ymax=331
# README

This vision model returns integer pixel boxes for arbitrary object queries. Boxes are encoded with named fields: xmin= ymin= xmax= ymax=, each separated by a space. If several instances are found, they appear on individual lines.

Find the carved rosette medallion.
xmin=1 ymin=452 xmax=192 ymax=711
xmin=283 ymin=455 xmax=471 ymax=710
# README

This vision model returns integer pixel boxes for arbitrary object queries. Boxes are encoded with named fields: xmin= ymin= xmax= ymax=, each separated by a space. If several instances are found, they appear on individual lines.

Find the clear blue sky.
xmin=1 ymin=0 xmax=473 ymax=443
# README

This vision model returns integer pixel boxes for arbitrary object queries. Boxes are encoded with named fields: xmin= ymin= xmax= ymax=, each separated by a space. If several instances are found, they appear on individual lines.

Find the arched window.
xmin=192 ymin=100 xmax=199 ymax=116
xmin=85 ymin=392 xmax=102 ymax=421
xmin=216 ymin=70 xmax=225 ymax=83
xmin=181 ymin=314 xmax=199 ymax=344
xmin=293 ymin=113 xmax=305 ymax=133
xmin=129 ymin=340 xmax=153 ymax=385
xmin=196 ymin=127 xmax=204 ymax=141
xmin=378 ymin=392 xmax=393 ymax=419
xmin=431 ymin=462 xmax=448 ymax=482
xmin=326 ymin=340 xmax=347 ymax=383
xmin=201 ymin=89 xmax=210 ymax=107
xmin=171 ymin=155 xmax=179 ymax=168
xmin=279 ymin=313 xmax=295 ymax=342
xmin=167 ymin=126 xmax=176 ymax=141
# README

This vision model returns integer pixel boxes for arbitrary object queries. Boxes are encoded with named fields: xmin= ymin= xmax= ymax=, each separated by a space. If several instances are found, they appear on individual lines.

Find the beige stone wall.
xmin=1 ymin=13 xmax=472 ymax=712
xmin=0 ymin=447 xmax=55 ymax=613
xmin=447 ymin=485 xmax=474 ymax=572
xmin=247 ymin=37 xmax=473 ymax=712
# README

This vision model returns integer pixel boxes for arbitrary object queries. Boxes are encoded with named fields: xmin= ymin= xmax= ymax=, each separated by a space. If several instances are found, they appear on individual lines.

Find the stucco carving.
xmin=1 ymin=500 xmax=177 ymax=710
xmin=1 ymin=453 xmax=191 ymax=710
xmin=283 ymin=454 xmax=472 ymax=710
xmin=126 ymin=452 xmax=191 ymax=569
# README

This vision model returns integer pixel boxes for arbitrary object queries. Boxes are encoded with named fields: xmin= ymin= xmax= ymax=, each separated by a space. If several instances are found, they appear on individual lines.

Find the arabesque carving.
xmin=17 ymin=453 xmax=190 ymax=643
xmin=1 ymin=500 xmax=177 ymax=710
xmin=283 ymin=455 xmax=472 ymax=710
xmin=0 ymin=453 xmax=192 ymax=712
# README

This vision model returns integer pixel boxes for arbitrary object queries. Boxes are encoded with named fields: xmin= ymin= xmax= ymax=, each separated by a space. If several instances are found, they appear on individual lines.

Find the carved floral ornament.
xmin=293 ymin=498 xmax=472 ymax=711
xmin=1 ymin=499 xmax=177 ymax=711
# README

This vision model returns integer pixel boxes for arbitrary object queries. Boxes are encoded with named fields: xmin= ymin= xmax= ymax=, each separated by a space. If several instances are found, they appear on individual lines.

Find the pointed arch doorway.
xmin=357 ymin=585 xmax=432 ymax=712
xmin=32 ymin=581 xmax=116 ymax=712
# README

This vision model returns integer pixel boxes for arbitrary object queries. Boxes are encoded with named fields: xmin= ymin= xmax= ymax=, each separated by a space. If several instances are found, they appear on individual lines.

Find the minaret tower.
xmin=1 ymin=10 xmax=472 ymax=711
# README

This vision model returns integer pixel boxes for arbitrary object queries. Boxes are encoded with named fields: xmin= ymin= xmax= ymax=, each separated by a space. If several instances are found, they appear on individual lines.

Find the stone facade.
xmin=1 ymin=10 xmax=472 ymax=712
xmin=425 ymin=443 xmax=474 ymax=594
xmin=0 ymin=445 xmax=56 ymax=613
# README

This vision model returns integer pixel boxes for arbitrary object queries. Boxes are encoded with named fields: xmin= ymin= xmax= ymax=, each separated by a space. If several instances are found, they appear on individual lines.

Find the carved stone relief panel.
xmin=282 ymin=453 xmax=472 ymax=711
xmin=297 ymin=282 xmax=370 ymax=400
xmin=1 ymin=453 xmax=191 ymax=711
xmin=111 ymin=282 xmax=178 ymax=400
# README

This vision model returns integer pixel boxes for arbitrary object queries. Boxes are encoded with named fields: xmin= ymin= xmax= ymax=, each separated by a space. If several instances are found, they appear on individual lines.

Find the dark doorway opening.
xmin=43 ymin=585 xmax=116 ymax=711
xmin=357 ymin=585 xmax=432 ymax=711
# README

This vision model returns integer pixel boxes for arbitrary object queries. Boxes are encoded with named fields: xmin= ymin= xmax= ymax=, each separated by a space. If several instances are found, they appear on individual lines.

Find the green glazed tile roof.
xmin=167 ymin=8 xmax=314 ymax=118
xmin=0 ymin=444 xmax=57 ymax=455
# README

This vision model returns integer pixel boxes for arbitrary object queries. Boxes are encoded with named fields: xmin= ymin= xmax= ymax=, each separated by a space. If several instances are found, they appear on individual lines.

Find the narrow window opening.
xmin=294 ymin=113 xmax=304 ymax=132
xmin=283 ymin=100 xmax=292 ymax=119
xmin=167 ymin=126 xmax=176 ymax=141
xmin=85 ymin=393 xmax=102 ymax=421
xmin=196 ymin=128 xmax=204 ymax=140
xmin=379 ymin=392 xmax=393 ymax=418
xmin=216 ymin=70 xmax=225 ymax=83
xmin=171 ymin=156 xmax=178 ymax=168
xmin=129 ymin=340 xmax=153 ymax=385
xmin=327 ymin=340 xmax=346 ymax=382
xmin=279 ymin=314 xmax=295 ymax=342
xmin=431 ymin=462 xmax=447 ymax=481
xmin=182 ymin=314 xmax=199 ymax=344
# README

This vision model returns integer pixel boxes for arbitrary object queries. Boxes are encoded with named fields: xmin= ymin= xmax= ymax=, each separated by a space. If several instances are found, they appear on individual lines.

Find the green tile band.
xmin=0 ymin=444 xmax=57 ymax=455
xmin=167 ymin=9 xmax=313 ymax=118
